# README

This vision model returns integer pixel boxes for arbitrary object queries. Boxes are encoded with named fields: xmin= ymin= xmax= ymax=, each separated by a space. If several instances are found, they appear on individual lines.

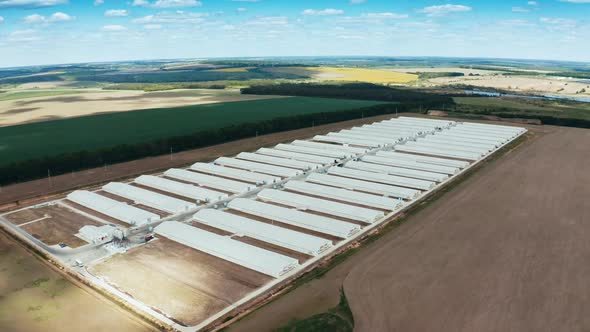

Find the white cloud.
xmin=133 ymin=0 xmax=202 ymax=8
xmin=419 ymin=4 xmax=472 ymax=17
xmin=244 ymin=16 xmax=288 ymax=26
xmin=302 ymin=8 xmax=344 ymax=16
xmin=0 ymin=0 xmax=67 ymax=8
xmin=540 ymin=17 xmax=576 ymax=25
xmin=105 ymin=9 xmax=129 ymax=17
xmin=0 ymin=16 xmax=4 ymax=24
xmin=132 ymin=11 xmax=207 ymax=24
xmin=101 ymin=24 xmax=127 ymax=31
xmin=349 ymin=0 xmax=366 ymax=4
xmin=237 ymin=7 xmax=247 ymax=12
xmin=24 ymin=12 xmax=73 ymax=24
xmin=94 ymin=0 xmax=103 ymax=5
xmin=527 ymin=1 xmax=538 ymax=5
xmin=512 ymin=7 xmax=530 ymax=12
xmin=8 ymin=29 xmax=41 ymax=42
xmin=363 ymin=12 xmax=408 ymax=19
xmin=143 ymin=24 xmax=162 ymax=29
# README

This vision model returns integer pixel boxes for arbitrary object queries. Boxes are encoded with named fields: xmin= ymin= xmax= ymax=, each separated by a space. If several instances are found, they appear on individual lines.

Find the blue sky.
xmin=0 ymin=0 xmax=588 ymax=68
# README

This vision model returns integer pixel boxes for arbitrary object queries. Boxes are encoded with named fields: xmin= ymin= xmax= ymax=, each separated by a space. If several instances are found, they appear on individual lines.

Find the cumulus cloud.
xmin=237 ymin=7 xmax=247 ymax=12
xmin=302 ymin=8 xmax=344 ymax=16
xmin=132 ymin=11 xmax=207 ymax=24
xmin=105 ymin=9 xmax=129 ymax=17
xmin=527 ymin=1 xmax=538 ymax=5
xmin=244 ymin=16 xmax=288 ymax=26
xmin=0 ymin=16 xmax=4 ymax=24
xmin=512 ymin=7 xmax=530 ymax=12
xmin=363 ymin=12 xmax=408 ymax=19
xmin=540 ymin=17 xmax=576 ymax=25
xmin=94 ymin=0 xmax=103 ymax=5
xmin=101 ymin=24 xmax=127 ymax=31
xmin=143 ymin=24 xmax=162 ymax=29
xmin=0 ymin=0 xmax=67 ymax=8
xmin=24 ymin=12 xmax=74 ymax=24
xmin=419 ymin=4 xmax=472 ymax=17
xmin=133 ymin=0 xmax=202 ymax=8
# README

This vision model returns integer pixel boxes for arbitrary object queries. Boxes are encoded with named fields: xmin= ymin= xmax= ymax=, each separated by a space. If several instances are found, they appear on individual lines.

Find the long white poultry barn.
xmin=398 ymin=116 xmax=455 ymax=126
xmin=67 ymin=190 xmax=160 ymax=226
xmin=428 ymin=134 xmax=501 ymax=147
xmin=418 ymin=136 xmax=496 ymax=151
xmin=361 ymin=155 xmax=459 ymax=175
xmin=215 ymin=157 xmax=302 ymax=178
xmin=275 ymin=143 xmax=353 ymax=159
xmin=312 ymin=134 xmax=384 ymax=148
xmin=306 ymin=173 xmax=420 ymax=200
xmin=193 ymin=209 xmax=332 ymax=256
xmin=135 ymin=175 xmax=228 ymax=203
xmin=164 ymin=168 xmax=255 ymax=194
xmin=349 ymin=127 xmax=415 ymax=139
xmin=237 ymin=152 xmax=322 ymax=170
xmin=394 ymin=144 xmax=481 ymax=161
xmin=437 ymin=131 xmax=509 ymax=144
xmin=258 ymin=189 xmax=384 ymax=224
xmin=328 ymin=131 xmax=400 ymax=145
xmin=375 ymin=151 xmax=470 ymax=169
xmin=345 ymin=161 xmax=449 ymax=182
xmin=256 ymin=148 xmax=338 ymax=165
xmin=154 ymin=221 xmax=298 ymax=278
xmin=228 ymin=198 xmax=360 ymax=238
xmin=284 ymin=180 xmax=403 ymax=211
xmin=363 ymin=123 xmax=426 ymax=135
xmin=190 ymin=162 xmax=280 ymax=185
xmin=328 ymin=166 xmax=436 ymax=190
xmin=444 ymin=128 xmax=512 ymax=141
xmin=103 ymin=182 xmax=195 ymax=214
xmin=404 ymin=141 xmax=488 ymax=155
xmin=412 ymin=139 xmax=494 ymax=154
xmin=290 ymin=140 xmax=368 ymax=155
xmin=453 ymin=125 xmax=520 ymax=136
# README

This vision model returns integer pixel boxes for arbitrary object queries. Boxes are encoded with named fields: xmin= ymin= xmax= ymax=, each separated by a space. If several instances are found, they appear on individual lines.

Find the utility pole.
xmin=47 ymin=169 xmax=52 ymax=187
xmin=170 ymin=147 xmax=173 ymax=161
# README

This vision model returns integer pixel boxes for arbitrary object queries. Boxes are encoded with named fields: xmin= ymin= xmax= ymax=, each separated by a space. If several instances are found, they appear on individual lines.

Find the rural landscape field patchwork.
xmin=1 ymin=0 xmax=590 ymax=331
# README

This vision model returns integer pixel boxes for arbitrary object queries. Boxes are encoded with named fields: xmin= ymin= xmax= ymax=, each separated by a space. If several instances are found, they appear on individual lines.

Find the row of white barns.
xmin=155 ymin=221 xmax=299 ymax=278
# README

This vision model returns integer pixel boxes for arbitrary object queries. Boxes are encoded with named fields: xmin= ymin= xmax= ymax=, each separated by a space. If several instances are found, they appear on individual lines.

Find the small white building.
xmin=78 ymin=225 xmax=117 ymax=244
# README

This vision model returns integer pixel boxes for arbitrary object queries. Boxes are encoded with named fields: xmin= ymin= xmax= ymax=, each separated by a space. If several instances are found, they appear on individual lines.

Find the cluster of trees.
xmin=241 ymin=83 xmax=455 ymax=106
xmin=0 ymin=102 xmax=427 ymax=185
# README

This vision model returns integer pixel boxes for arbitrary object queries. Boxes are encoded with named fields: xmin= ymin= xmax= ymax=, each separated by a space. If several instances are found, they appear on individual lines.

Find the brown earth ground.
xmin=89 ymin=237 xmax=271 ymax=326
xmin=0 ymin=231 xmax=153 ymax=332
xmin=228 ymin=124 xmax=590 ymax=332
xmin=4 ymin=205 xmax=103 ymax=248
xmin=0 ymin=114 xmax=406 ymax=210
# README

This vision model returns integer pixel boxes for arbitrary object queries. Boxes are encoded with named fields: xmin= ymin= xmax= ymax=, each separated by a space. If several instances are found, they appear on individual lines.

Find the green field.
xmin=0 ymin=97 xmax=389 ymax=166
xmin=453 ymin=97 xmax=590 ymax=121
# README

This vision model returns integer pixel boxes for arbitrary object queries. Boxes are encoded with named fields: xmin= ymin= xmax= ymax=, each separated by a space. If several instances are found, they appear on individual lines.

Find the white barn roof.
xmin=306 ymin=173 xmax=420 ymax=200
xmin=67 ymin=190 xmax=160 ymax=226
xmin=258 ymin=189 xmax=384 ymax=224
xmin=193 ymin=209 xmax=332 ymax=256
xmin=190 ymin=162 xmax=280 ymax=185
xmin=214 ymin=157 xmax=303 ymax=178
xmin=228 ymin=198 xmax=360 ymax=238
xmin=135 ymin=175 xmax=228 ymax=203
xmin=103 ymin=182 xmax=195 ymax=214
xmin=284 ymin=180 xmax=402 ymax=210
xmin=155 ymin=221 xmax=299 ymax=278
xmin=164 ymin=168 xmax=254 ymax=194
xmin=328 ymin=166 xmax=436 ymax=190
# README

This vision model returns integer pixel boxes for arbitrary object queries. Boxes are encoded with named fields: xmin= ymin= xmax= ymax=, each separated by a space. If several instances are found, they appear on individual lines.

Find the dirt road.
xmin=344 ymin=125 xmax=590 ymax=332
xmin=0 ymin=114 xmax=399 ymax=209
xmin=229 ymin=125 xmax=590 ymax=332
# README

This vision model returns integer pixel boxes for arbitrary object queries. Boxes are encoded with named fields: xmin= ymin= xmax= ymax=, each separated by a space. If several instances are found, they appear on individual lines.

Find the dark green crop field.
xmin=0 ymin=97 xmax=389 ymax=166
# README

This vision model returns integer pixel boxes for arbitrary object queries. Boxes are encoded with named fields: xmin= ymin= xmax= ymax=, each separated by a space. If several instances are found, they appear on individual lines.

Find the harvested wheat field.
xmin=229 ymin=125 xmax=590 ymax=332
xmin=0 ymin=88 xmax=281 ymax=127
xmin=0 ymin=231 xmax=152 ymax=332
xmin=89 ymin=237 xmax=271 ymax=326
xmin=309 ymin=67 xmax=418 ymax=84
